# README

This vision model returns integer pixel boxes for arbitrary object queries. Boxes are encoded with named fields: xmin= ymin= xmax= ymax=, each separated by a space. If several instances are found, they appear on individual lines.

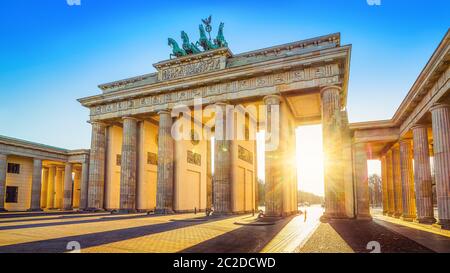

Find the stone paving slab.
xmin=298 ymin=219 xmax=434 ymax=253
xmin=374 ymin=218 xmax=450 ymax=253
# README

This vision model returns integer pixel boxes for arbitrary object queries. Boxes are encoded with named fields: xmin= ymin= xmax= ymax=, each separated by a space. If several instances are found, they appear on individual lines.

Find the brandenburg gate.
xmin=78 ymin=26 xmax=358 ymax=219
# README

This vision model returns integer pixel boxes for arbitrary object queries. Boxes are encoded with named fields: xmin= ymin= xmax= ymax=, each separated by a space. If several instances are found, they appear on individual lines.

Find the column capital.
xmin=391 ymin=142 xmax=400 ymax=151
xmin=263 ymin=95 xmax=281 ymax=105
xmin=122 ymin=116 xmax=139 ymax=122
xmin=320 ymin=85 xmax=342 ymax=95
xmin=157 ymin=110 xmax=171 ymax=116
xmin=214 ymin=101 xmax=229 ymax=107
xmin=411 ymin=123 xmax=428 ymax=131
xmin=430 ymin=103 xmax=450 ymax=112
xmin=399 ymin=138 xmax=412 ymax=145
xmin=88 ymin=120 xmax=108 ymax=126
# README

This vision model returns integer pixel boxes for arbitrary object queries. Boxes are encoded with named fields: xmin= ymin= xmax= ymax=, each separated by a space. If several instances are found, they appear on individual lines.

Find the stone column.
xmin=392 ymin=145 xmax=403 ymax=218
xmin=412 ymin=124 xmax=436 ymax=223
xmin=40 ymin=168 xmax=49 ymax=209
xmin=430 ymin=103 xmax=450 ymax=229
xmin=73 ymin=168 xmax=81 ymax=208
xmin=87 ymin=121 xmax=107 ymax=211
xmin=354 ymin=142 xmax=371 ymax=219
xmin=29 ymin=159 xmax=43 ymax=211
xmin=46 ymin=166 xmax=56 ymax=209
xmin=55 ymin=167 xmax=64 ymax=209
xmin=119 ymin=117 xmax=138 ymax=213
xmin=213 ymin=103 xmax=232 ymax=214
xmin=381 ymin=155 xmax=389 ymax=215
xmin=0 ymin=154 xmax=7 ymax=212
xmin=399 ymin=139 xmax=416 ymax=221
xmin=156 ymin=111 xmax=175 ymax=214
xmin=79 ymin=160 xmax=89 ymax=210
xmin=386 ymin=150 xmax=395 ymax=216
xmin=63 ymin=163 xmax=73 ymax=210
xmin=321 ymin=86 xmax=346 ymax=219
xmin=206 ymin=139 xmax=213 ymax=209
xmin=263 ymin=96 xmax=283 ymax=217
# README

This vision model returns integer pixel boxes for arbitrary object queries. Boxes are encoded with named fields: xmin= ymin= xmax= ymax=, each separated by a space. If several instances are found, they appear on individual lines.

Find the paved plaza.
xmin=0 ymin=206 xmax=448 ymax=253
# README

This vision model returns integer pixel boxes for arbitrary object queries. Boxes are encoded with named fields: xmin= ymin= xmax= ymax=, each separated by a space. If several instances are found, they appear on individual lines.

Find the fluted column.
xmin=156 ymin=111 xmax=175 ymax=214
xmin=392 ymin=145 xmax=403 ymax=218
xmin=0 ymin=154 xmax=7 ymax=212
xmin=87 ymin=121 xmax=107 ymax=211
xmin=40 ymin=168 xmax=49 ymax=209
xmin=381 ymin=155 xmax=389 ymax=215
xmin=79 ymin=160 xmax=89 ymax=210
xmin=354 ymin=142 xmax=371 ymax=219
xmin=46 ymin=166 xmax=56 ymax=209
xmin=430 ymin=103 xmax=450 ymax=229
xmin=29 ymin=159 xmax=43 ymax=211
xmin=63 ymin=163 xmax=73 ymax=210
xmin=213 ymin=103 xmax=232 ymax=214
xmin=73 ymin=168 xmax=81 ymax=208
xmin=386 ymin=150 xmax=395 ymax=216
xmin=399 ymin=139 xmax=416 ymax=221
xmin=321 ymin=86 xmax=346 ymax=219
xmin=412 ymin=125 xmax=436 ymax=223
xmin=55 ymin=167 xmax=64 ymax=209
xmin=119 ymin=117 xmax=138 ymax=213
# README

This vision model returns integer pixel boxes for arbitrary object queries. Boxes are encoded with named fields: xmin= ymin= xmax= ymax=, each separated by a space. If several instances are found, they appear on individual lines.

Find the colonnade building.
xmin=0 ymin=30 xmax=449 ymax=231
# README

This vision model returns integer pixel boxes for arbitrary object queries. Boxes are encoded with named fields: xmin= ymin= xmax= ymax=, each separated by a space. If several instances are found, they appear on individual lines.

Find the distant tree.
xmin=257 ymin=179 xmax=265 ymax=206
xmin=297 ymin=190 xmax=324 ymax=205
xmin=368 ymin=174 xmax=382 ymax=207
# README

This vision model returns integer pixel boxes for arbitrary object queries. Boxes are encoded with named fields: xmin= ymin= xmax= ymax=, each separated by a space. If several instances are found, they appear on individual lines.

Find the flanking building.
xmin=0 ymin=26 xmax=449 ymax=230
xmin=0 ymin=135 xmax=89 ymax=212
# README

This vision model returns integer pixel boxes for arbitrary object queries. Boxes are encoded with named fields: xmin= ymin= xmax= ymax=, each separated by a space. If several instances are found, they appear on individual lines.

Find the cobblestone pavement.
xmin=298 ymin=219 xmax=436 ymax=253
xmin=0 ymin=207 xmax=446 ymax=253
xmin=0 ymin=210 xmax=319 ymax=253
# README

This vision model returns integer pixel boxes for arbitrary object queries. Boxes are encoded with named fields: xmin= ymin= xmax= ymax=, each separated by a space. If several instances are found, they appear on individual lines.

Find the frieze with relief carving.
xmin=187 ymin=150 xmax=202 ymax=166
xmin=90 ymin=64 xmax=340 ymax=118
xmin=238 ymin=146 xmax=253 ymax=165
xmin=159 ymin=57 xmax=223 ymax=81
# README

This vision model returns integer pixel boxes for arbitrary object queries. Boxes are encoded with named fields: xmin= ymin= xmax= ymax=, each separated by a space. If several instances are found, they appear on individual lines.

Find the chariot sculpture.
xmin=167 ymin=16 xmax=228 ymax=59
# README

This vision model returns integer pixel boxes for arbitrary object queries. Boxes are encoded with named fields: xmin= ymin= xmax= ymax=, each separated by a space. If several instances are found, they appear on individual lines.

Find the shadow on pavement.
xmin=0 ymin=215 xmax=233 ymax=253
xmin=180 ymin=215 xmax=295 ymax=253
xmin=328 ymin=219 xmax=434 ymax=253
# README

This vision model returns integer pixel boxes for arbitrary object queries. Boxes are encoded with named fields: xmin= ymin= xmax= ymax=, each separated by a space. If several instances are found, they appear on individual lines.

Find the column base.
xmin=155 ymin=208 xmax=174 ymax=215
xmin=84 ymin=207 xmax=105 ymax=212
xmin=400 ymin=215 xmax=416 ymax=222
xmin=320 ymin=213 xmax=349 ymax=222
xmin=415 ymin=217 xmax=437 ymax=224
xmin=436 ymin=219 xmax=450 ymax=230
xmin=393 ymin=212 xmax=402 ymax=218
xmin=27 ymin=208 xmax=43 ymax=212
xmin=356 ymin=214 xmax=373 ymax=221
xmin=0 ymin=208 xmax=8 ymax=213
xmin=382 ymin=211 xmax=389 ymax=216
xmin=136 ymin=209 xmax=154 ymax=213
xmin=114 ymin=209 xmax=137 ymax=214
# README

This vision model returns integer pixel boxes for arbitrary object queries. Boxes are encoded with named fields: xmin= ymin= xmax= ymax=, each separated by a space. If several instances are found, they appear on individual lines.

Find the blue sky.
xmin=0 ymin=0 xmax=449 ymax=150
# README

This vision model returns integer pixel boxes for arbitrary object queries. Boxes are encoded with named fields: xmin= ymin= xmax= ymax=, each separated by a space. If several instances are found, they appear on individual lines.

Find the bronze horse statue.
xmin=168 ymin=38 xmax=186 ymax=59
xmin=181 ymin=31 xmax=201 ymax=55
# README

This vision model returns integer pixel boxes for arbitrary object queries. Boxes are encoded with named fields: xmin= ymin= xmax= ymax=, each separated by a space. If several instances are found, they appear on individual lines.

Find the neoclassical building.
xmin=0 ymin=28 xmax=449 ymax=230
xmin=0 ymin=135 xmax=89 ymax=212
xmin=350 ymin=29 xmax=450 ymax=229
xmin=78 ymin=32 xmax=350 ymax=217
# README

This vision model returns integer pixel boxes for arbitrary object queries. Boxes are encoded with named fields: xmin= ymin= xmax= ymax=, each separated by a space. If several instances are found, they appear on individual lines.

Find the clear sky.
xmin=0 ymin=1 xmax=448 ymax=195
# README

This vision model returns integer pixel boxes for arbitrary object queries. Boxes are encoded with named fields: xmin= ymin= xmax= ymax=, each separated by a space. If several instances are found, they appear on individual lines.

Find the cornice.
xmin=78 ymin=45 xmax=350 ymax=108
